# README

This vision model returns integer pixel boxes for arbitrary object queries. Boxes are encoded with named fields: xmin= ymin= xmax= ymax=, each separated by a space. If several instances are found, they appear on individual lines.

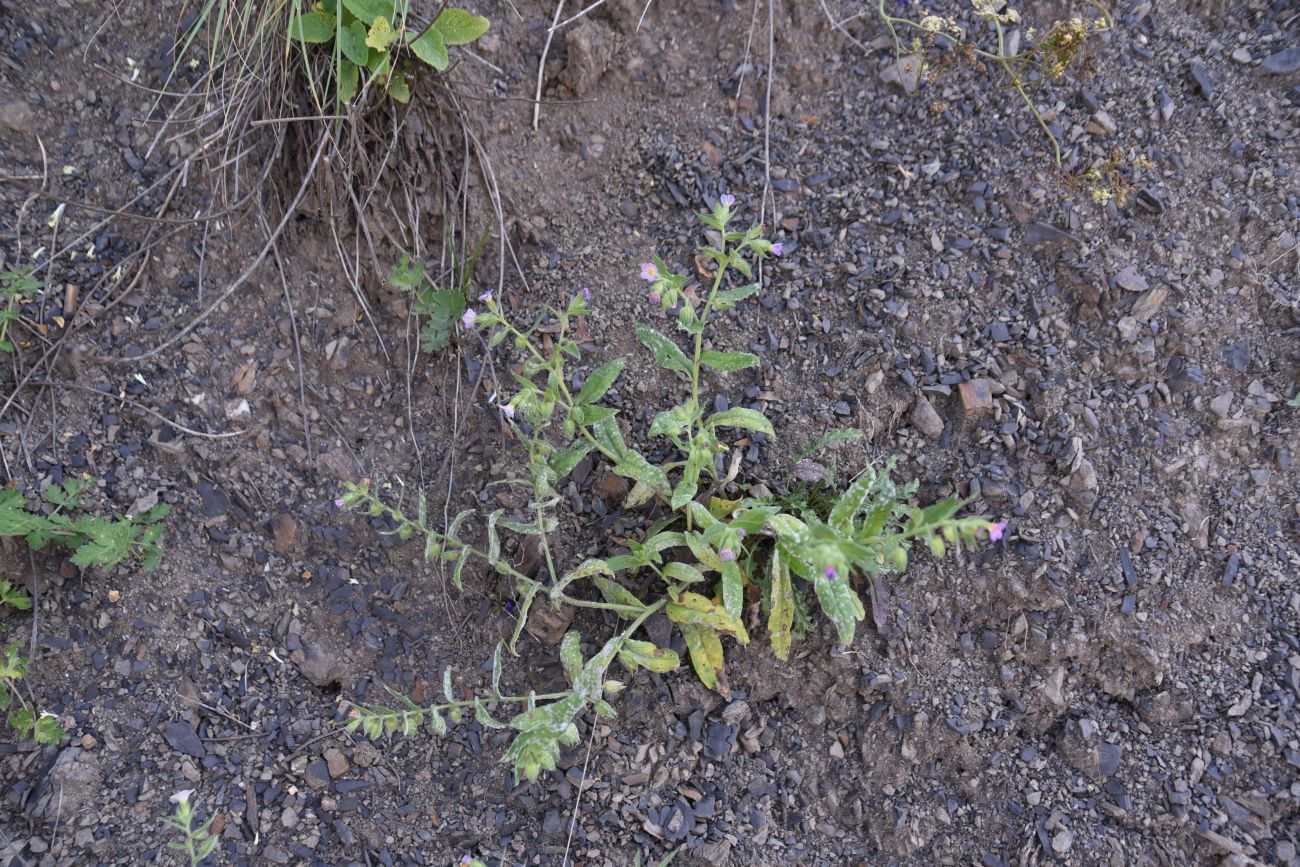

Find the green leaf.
xmin=443 ymin=667 xmax=455 ymax=703
xmin=611 ymin=452 xmax=670 ymax=498
xmin=551 ymin=559 xmax=614 ymax=600
xmin=592 ymin=576 xmax=646 ymax=613
xmin=0 ymin=580 xmax=31 ymax=611
xmin=617 ymin=639 xmax=680 ymax=674
xmin=814 ymin=568 xmax=865 ymax=645
xmin=670 ymin=478 xmax=697 ymax=512
xmin=434 ymin=8 xmax=491 ymax=45
xmin=720 ymin=559 xmax=743 ymax=621
xmin=648 ymin=403 xmax=695 ymax=439
xmin=707 ymin=407 xmax=774 ymax=437
xmin=289 ymin=8 xmax=335 ymax=43
xmin=560 ymin=631 xmax=583 ymax=685
xmin=634 ymin=325 xmax=692 ymax=375
xmin=576 ymin=358 xmax=626 ymax=405
xmin=662 ymin=562 xmax=707 ymax=585
xmin=713 ymin=282 xmax=761 ymax=306
xmin=338 ymin=58 xmax=360 ymax=103
xmin=409 ymin=26 xmax=449 ymax=71
xmin=679 ymin=623 xmax=724 ymax=692
xmin=665 ymin=592 xmax=749 ymax=643
xmin=341 ymin=0 xmax=394 ymax=25
xmin=829 ymin=465 xmax=880 ymax=534
xmin=768 ymin=549 xmax=794 ymax=661
xmin=387 ymin=69 xmax=410 ymax=102
xmin=571 ymin=404 xmax=617 ymax=427
xmin=699 ymin=350 xmax=760 ymax=372
xmin=337 ymin=18 xmax=369 ymax=65
xmin=491 ymin=643 xmax=504 ymax=695
xmin=33 ymin=713 xmax=65 ymax=745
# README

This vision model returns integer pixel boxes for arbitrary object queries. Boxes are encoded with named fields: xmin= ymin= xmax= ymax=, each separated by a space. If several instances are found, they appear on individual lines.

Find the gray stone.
xmin=32 ymin=748 xmax=104 ymax=821
xmin=911 ymin=398 xmax=945 ymax=440
xmin=1260 ymin=47 xmax=1300 ymax=75
xmin=162 ymin=721 xmax=207 ymax=759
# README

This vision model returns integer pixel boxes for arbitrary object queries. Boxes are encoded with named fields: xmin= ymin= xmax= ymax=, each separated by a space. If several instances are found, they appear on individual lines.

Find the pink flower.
xmin=824 ymin=566 xmax=837 ymax=580
xmin=461 ymin=309 xmax=477 ymax=329
xmin=720 ymin=194 xmax=735 ymax=207
xmin=771 ymin=242 xmax=784 ymax=256
xmin=987 ymin=521 xmax=1007 ymax=542
xmin=719 ymin=548 xmax=737 ymax=561
xmin=640 ymin=262 xmax=659 ymax=281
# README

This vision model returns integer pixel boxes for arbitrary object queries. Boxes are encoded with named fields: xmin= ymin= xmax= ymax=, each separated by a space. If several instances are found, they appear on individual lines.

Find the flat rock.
xmin=1189 ymin=60 xmax=1214 ymax=99
xmin=880 ymin=54 xmax=922 ymax=94
xmin=1260 ymin=46 xmax=1300 ymax=74
xmin=561 ymin=19 xmax=615 ymax=97
xmin=1130 ymin=286 xmax=1168 ymax=322
xmin=958 ymin=379 xmax=994 ymax=417
xmin=31 ymin=748 xmax=104 ymax=821
xmin=1114 ymin=266 xmax=1148 ymax=292
xmin=295 ymin=643 xmax=340 ymax=688
xmin=163 ymin=721 xmax=207 ymax=759
xmin=1024 ymin=222 xmax=1080 ymax=248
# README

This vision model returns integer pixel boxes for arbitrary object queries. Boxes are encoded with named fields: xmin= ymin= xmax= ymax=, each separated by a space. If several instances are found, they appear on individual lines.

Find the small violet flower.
xmin=987 ymin=521 xmax=1007 ymax=542
xmin=334 ymin=498 xmax=345 ymax=508
xmin=824 ymin=566 xmax=838 ymax=580
xmin=720 ymin=194 xmax=735 ymax=207
xmin=647 ymin=290 xmax=661 ymax=304
xmin=461 ymin=308 xmax=477 ymax=329
xmin=460 ymin=857 xmax=473 ymax=867
xmin=735 ymin=528 xmax=746 ymax=539
xmin=771 ymin=242 xmax=784 ymax=256
xmin=640 ymin=262 xmax=659 ymax=281
xmin=719 ymin=548 xmax=737 ymax=561
xmin=581 ymin=287 xmax=592 ymax=302
xmin=500 ymin=404 xmax=516 ymax=419
xmin=478 ymin=290 xmax=493 ymax=303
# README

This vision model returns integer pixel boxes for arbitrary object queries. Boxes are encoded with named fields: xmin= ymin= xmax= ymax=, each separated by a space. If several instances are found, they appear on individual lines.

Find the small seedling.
xmin=0 ymin=268 xmax=39 ymax=354
xmin=165 ymin=792 xmax=218 ymax=867
xmin=0 ymin=581 xmax=64 ymax=744
xmin=388 ymin=229 xmax=488 ymax=353
xmin=0 ymin=479 xmax=170 ymax=572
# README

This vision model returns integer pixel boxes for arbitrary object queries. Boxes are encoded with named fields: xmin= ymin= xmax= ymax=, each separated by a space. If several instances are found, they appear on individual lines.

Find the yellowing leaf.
xmin=665 ymin=591 xmax=749 ymax=643
xmin=768 ymin=549 xmax=794 ymax=661
xmin=366 ymin=16 xmax=398 ymax=51
xmin=680 ymin=623 xmax=725 ymax=693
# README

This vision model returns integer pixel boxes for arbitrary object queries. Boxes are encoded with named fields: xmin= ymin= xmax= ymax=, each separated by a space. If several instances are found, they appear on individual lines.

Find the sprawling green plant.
xmin=0 ymin=580 xmax=64 ymax=744
xmin=289 ymin=0 xmax=490 ymax=104
xmin=0 ymin=479 xmax=170 ymax=572
xmin=339 ymin=198 xmax=1004 ymax=781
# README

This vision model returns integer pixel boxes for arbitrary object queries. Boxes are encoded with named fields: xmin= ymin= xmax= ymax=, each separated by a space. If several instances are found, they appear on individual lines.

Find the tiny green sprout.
xmin=1 ymin=583 xmax=66 ymax=744
xmin=165 ymin=791 xmax=218 ymax=867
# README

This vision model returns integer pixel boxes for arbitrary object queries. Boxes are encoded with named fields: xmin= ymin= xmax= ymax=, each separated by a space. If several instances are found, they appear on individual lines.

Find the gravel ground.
xmin=1 ymin=0 xmax=1298 ymax=864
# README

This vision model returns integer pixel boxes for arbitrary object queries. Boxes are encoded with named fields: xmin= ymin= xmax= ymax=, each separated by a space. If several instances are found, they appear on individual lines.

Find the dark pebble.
xmin=1189 ymin=60 xmax=1214 ymax=99
xmin=1222 ymin=552 xmax=1240 ymax=587
xmin=1260 ymin=47 xmax=1300 ymax=75
xmin=162 ymin=720 xmax=207 ymax=759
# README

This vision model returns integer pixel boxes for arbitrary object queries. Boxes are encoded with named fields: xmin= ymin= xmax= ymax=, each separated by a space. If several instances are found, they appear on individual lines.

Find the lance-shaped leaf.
xmin=549 ymin=440 xmax=594 ymax=479
xmin=699 ymin=350 xmax=760 ymax=372
xmin=490 ymin=643 xmax=504 ymax=696
xmin=575 ymin=358 xmax=625 ymax=405
xmin=680 ymin=623 xmax=725 ymax=693
xmin=829 ymin=464 xmax=880 ymax=533
xmin=707 ymin=407 xmax=774 ymax=437
xmin=768 ymin=549 xmax=794 ymax=661
xmin=592 ymin=576 xmax=647 ymax=614
xmin=814 ymin=567 xmax=865 ymax=645
xmin=612 ymin=450 xmax=670 ymax=498
xmin=634 ymin=325 xmax=692 ymax=375
xmin=559 ymin=631 xmax=583 ymax=685
xmin=617 ymin=639 xmax=681 ymax=674
xmin=662 ymin=561 xmax=707 ymax=585
xmin=665 ymin=592 xmax=749 ymax=643
xmin=720 ymin=559 xmax=744 ymax=621
xmin=550 ymin=558 xmax=613 ymax=600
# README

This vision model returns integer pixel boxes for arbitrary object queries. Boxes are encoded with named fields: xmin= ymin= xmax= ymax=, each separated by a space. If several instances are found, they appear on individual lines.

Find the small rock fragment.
xmin=958 ymin=378 xmax=994 ymax=417
xmin=910 ymin=398 xmax=945 ymax=440
xmin=1260 ymin=46 xmax=1300 ymax=74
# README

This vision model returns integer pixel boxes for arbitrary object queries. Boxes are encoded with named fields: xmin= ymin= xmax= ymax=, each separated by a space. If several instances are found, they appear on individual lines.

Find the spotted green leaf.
xmin=635 ymin=325 xmax=692 ymax=375
xmin=768 ymin=549 xmax=794 ymax=661
xmin=699 ymin=350 xmax=760 ymax=372
xmin=814 ymin=568 xmax=865 ymax=645
xmin=665 ymin=592 xmax=749 ymax=643
xmin=706 ymin=407 xmax=774 ymax=438
xmin=576 ymin=358 xmax=625 ymax=405
xmin=618 ymin=639 xmax=680 ymax=674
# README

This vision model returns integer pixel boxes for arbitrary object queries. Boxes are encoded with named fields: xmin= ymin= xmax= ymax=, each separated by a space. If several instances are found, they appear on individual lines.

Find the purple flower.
xmin=640 ymin=262 xmax=659 ymax=281
xmin=735 ymin=528 xmax=746 ymax=539
xmin=478 ymin=290 xmax=493 ymax=303
xmin=987 ymin=521 xmax=1007 ymax=542
xmin=460 ymin=858 xmax=473 ymax=867
xmin=771 ymin=242 xmax=784 ymax=256
xmin=824 ymin=566 xmax=838 ymax=580
xmin=581 ymin=287 xmax=592 ymax=302
xmin=334 ymin=498 xmax=345 ymax=508
xmin=720 ymin=194 xmax=735 ymax=207
xmin=719 ymin=548 xmax=737 ymax=561
xmin=647 ymin=290 xmax=661 ymax=304
xmin=461 ymin=308 xmax=477 ymax=329
xmin=500 ymin=404 xmax=516 ymax=419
